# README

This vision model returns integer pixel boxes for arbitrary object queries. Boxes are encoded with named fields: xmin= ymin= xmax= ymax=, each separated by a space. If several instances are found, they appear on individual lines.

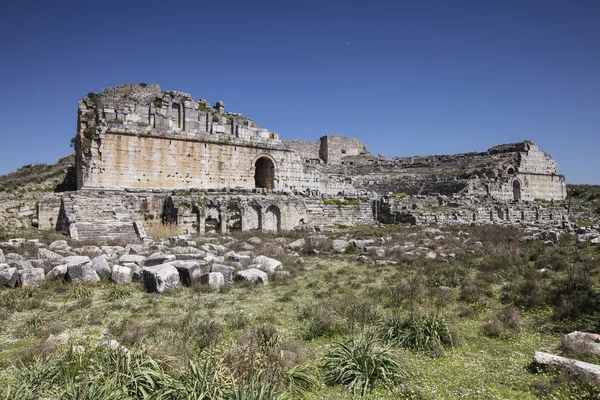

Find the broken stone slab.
xmin=210 ymin=264 xmax=236 ymax=284
xmin=118 ymin=254 xmax=146 ymax=266
xmin=38 ymin=248 xmax=64 ymax=261
xmin=124 ymin=263 xmax=143 ymax=282
xmin=63 ymin=256 xmax=92 ymax=267
xmin=0 ymin=249 xmax=4 ymax=263
xmin=0 ymin=266 xmax=18 ymax=288
xmin=124 ymin=244 xmax=148 ymax=255
xmin=172 ymin=260 xmax=205 ymax=286
xmin=307 ymin=235 xmax=328 ymax=248
xmin=92 ymin=255 xmax=112 ymax=278
xmin=144 ymin=252 xmax=176 ymax=267
xmin=67 ymin=260 xmax=100 ymax=283
xmin=253 ymin=255 xmax=282 ymax=273
xmin=5 ymin=253 xmax=25 ymax=261
xmin=201 ymin=272 xmax=225 ymax=290
xmin=350 ymin=239 xmax=375 ymax=251
xmin=227 ymin=253 xmax=252 ymax=268
xmin=111 ymin=265 xmax=133 ymax=285
xmin=9 ymin=260 xmax=34 ymax=270
xmin=562 ymin=331 xmax=600 ymax=357
xmin=247 ymin=237 xmax=262 ymax=245
xmin=205 ymin=253 xmax=225 ymax=263
xmin=332 ymin=239 xmax=350 ymax=253
xmin=19 ymin=268 xmax=46 ymax=286
xmin=49 ymin=240 xmax=69 ymax=251
xmin=47 ymin=264 xmax=68 ymax=280
xmin=142 ymin=264 xmax=181 ymax=293
xmin=235 ymin=268 xmax=268 ymax=285
xmin=533 ymin=351 xmax=600 ymax=385
xmin=45 ymin=331 xmax=70 ymax=347
xmin=286 ymin=238 xmax=305 ymax=250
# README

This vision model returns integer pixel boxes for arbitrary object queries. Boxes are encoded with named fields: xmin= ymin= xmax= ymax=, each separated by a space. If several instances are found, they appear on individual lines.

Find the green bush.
xmin=321 ymin=337 xmax=403 ymax=396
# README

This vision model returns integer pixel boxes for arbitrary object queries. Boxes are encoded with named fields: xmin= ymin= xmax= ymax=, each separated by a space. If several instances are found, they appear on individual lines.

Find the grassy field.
xmin=0 ymin=225 xmax=599 ymax=399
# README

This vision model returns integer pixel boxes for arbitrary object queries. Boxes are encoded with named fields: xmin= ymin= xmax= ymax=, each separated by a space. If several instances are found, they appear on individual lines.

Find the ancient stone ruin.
xmin=37 ymin=83 xmax=567 ymax=240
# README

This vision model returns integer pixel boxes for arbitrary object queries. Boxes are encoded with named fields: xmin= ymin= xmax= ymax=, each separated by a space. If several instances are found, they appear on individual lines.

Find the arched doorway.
xmin=263 ymin=205 xmax=281 ymax=233
xmin=255 ymin=157 xmax=275 ymax=189
xmin=513 ymin=180 xmax=522 ymax=201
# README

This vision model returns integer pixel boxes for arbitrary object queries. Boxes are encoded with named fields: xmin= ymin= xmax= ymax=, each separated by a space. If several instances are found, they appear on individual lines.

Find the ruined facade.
xmin=37 ymin=83 xmax=569 ymax=240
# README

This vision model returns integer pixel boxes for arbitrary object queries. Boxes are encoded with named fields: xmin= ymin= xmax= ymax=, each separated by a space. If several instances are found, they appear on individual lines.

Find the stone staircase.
xmin=59 ymin=190 xmax=143 ymax=241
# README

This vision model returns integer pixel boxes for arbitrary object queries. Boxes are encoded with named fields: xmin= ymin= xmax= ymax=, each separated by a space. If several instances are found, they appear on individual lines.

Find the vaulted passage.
xmin=513 ymin=180 xmax=522 ymax=201
xmin=255 ymin=157 xmax=275 ymax=189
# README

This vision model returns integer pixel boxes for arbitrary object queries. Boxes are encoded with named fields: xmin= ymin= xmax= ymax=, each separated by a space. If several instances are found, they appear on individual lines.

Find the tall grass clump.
xmin=378 ymin=313 xmax=454 ymax=353
xmin=321 ymin=337 xmax=403 ymax=396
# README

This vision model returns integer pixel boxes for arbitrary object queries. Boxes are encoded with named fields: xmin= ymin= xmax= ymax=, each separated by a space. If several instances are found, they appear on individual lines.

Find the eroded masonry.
xmin=39 ymin=84 xmax=568 ymax=240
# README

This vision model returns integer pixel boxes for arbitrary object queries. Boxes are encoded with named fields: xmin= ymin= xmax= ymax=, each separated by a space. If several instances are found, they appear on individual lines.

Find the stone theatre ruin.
xmin=38 ymin=83 xmax=567 ymax=240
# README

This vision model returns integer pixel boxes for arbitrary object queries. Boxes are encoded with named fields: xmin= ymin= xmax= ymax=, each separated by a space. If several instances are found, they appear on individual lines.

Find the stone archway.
xmin=513 ymin=180 xmax=522 ymax=201
xmin=263 ymin=205 xmax=281 ymax=233
xmin=255 ymin=156 xmax=275 ymax=189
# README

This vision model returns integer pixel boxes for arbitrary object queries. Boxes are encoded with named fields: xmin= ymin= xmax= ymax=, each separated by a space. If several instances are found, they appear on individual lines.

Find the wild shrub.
xmin=550 ymin=263 xmax=599 ymax=320
xmin=321 ymin=337 xmax=403 ymax=396
xmin=482 ymin=306 xmax=524 ymax=338
xmin=299 ymin=307 xmax=342 ymax=341
xmin=378 ymin=313 xmax=454 ymax=353
xmin=226 ymin=311 xmax=250 ymax=331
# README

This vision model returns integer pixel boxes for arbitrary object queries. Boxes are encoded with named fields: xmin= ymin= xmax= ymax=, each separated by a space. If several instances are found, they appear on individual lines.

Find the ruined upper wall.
xmin=283 ymin=134 xmax=372 ymax=165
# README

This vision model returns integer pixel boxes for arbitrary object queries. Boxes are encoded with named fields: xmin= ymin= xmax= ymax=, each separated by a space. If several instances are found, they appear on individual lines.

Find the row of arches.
xmin=193 ymin=202 xmax=282 ymax=235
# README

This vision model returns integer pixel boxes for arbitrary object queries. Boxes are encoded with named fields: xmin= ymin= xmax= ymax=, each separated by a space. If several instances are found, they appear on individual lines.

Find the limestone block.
xmin=0 ymin=267 xmax=18 ymax=288
xmin=332 ymin=239 xmax=350 ymax=253
xmin=227 ymin=253 xmax=252 ymax=268
xmin=9 ymin=260 xmax=34 ymax=270
xmin=172 ymin=261 xmax=205 ymax=286
xmin=562 ymin=331 xmax=600 ymax=357
xmin=47 ymin=264 xmax=68 ymax=280
xmin=49 ymin=240 xmax=69 ymax=251
xmin=534 ymin=351 xmax=600 ymax=385
xmin=201 ymin=272 xmax=225 ymax=291
xmin=67 ymin=261 xmax=100 ymax=283
xmin=38 ymin=248 xmax=64 ymax=261
xmin=210 ymin=264 xmax=236 ymax=284
xmin=111 ymin=265 xmax=133 ymax=284
xmin=63 ymin=256 xmax=92 ymax=268
xmin=5 ymin=253 xmax=25 ymax=261
xmin=235 ymin=268 xmax=268 ymax=285
xmin=144 ymin=252 xmax=176 ymax=267
xmin=247 ymin=237 xmax=262 ymax=245
xmin=287 ymin=238 xmax=305 ymax=250
xmin=92 ymin=255 xmax=112 ymax=278
xmin=142 ymin=264 xmax=181 ymax=293
xmin=0 ymin=249 xmax=5 ymax=263
xmin=119 ymin=254 xmax=146 ymax=266
xmin=253 ymin=255 xmax=282 ymax=273
xmin=19 ymin=268 xmax=46 ymax=286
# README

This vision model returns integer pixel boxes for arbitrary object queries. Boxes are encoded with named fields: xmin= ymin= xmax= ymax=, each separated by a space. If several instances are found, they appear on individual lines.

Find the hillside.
xmin=0 ymin=154 xmax=75 ymax=235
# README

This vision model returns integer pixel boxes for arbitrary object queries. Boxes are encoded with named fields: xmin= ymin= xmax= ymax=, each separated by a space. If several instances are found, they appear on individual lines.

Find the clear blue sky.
xmin=0 ymin=0 xmax=598 ymax=183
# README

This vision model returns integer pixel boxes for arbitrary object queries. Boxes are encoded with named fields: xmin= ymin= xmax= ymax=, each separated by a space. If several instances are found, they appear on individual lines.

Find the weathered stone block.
xmin=0 ymin=267 xmax=18 ymax=288
xmin=47 ymin=264 xmax=68 ymax=280
xmin=210 ymin=264 xmax=236 ymax=284
xmin=92 ymin=255 xmax=112 ymax=278
xmin=253 ymin=255 xmax=282 ymax=273
xmin=172 ymin=261 xmax=204 ymax=286
xmin=235 ymin=268 xmax=268 ymax=285
xmin=201 ymin=272 xmax=225 ymax=291
xmin=111 ymin=265 xmax=133 ymax=285
xmin=142 ymin=264 xmax=181 ymax=293
xmin=144 ymin=252 xmax=176 ymax=267
xmin=19 ymin=268 xmax=46 ymax=286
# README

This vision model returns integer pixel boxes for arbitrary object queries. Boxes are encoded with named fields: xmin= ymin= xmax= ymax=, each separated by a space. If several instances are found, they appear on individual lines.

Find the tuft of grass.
xmin=378 ymin=313 xmax=454 ymax=354
xmin=321 ymin=337 xmax=403 ymax=396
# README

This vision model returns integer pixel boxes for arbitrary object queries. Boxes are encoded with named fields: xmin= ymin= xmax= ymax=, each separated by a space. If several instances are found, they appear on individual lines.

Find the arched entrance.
xmin=513 ymin=180 xmax=522 ymax=201
xmin=255 ymin=157 xmax=275 ymax=189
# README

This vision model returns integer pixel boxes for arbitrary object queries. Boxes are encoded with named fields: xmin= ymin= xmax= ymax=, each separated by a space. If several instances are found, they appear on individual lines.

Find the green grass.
xmin=0 ymin=226 xmax=599 ymax=398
